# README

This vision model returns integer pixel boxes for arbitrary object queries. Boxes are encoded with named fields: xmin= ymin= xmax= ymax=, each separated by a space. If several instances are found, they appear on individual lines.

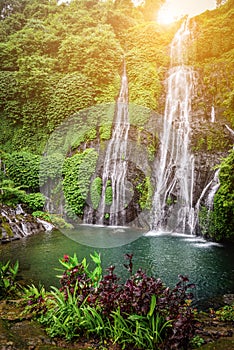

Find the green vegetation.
xmin=0 ymin=260 xmax=19 ymax=299
xmin=215 ymin=304 xmax=234 ymax=322
xmin=0 ymin=255 xmax=232 ymax=349
xmin=189 ymin=0 xmax=234 ymax=129
xmin=90 ymin=177 xmax=102 ymax=210
xmin=212 ymin=149 xmax=234 ymax=241
xmin=0 ymin=179 xmax=45 ymax=210
xmin=0 ymin=151 xmax=46 ymax=211
xmin=5 ymin=152 xmax=40 ymax=190
xmin=20 ymin=253 xmax=196 ymax=349
xmin=190 ymin=335 xmax=205 ymax=348
xmin=62 ymin=149 xmax=99 ymax=218
xmin=199 ymin=149 xmax=234 ymax=242
xmin=104 ymin=180 xmax=113 ymax=206
xmin=136 ymin=176 xmax=153 ymax=210
xmin=32 ymin=211 xmax=73 ymax=229
xmin=0 ymin=0 xmax=172 ymax=153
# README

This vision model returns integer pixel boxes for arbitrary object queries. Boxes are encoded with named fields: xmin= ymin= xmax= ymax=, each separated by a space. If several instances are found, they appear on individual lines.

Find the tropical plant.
xmin=0 ymin=179 xmax=45 ymax=210
xmin=57 ymin=252 xmax=102 ymax=300
xmin=0 ymin=260 xmax=19 ymax=299
xmin=22 ymin=283 xmax=48 ymax=317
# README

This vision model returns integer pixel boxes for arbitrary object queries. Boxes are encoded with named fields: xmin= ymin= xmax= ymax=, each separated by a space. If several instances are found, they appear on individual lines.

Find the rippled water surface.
xmin=1 ymin=227 xmax=233 ymax=308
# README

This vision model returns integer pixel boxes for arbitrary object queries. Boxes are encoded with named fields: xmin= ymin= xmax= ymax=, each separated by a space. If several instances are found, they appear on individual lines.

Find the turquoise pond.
xmin=1 ymin=226 xmax=233 ymax=309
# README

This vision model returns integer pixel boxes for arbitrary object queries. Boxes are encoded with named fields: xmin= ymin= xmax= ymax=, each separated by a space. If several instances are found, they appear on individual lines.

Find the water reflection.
xmin=63 ymin=224 xmax=145 ymax=248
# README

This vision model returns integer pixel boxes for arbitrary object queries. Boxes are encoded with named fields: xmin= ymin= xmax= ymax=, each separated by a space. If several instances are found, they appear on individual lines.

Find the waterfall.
xmin=85 ymin=63 xmax=130 ymax=226
xmin=211 ymin=106 xmax=215 ymax=123
xmin=194 ymin=169 xmax=220 ymax=234
xmin=225 ymin=124 xmax=234 ymax=138
xmin=151 ymin=20 xmax=195 ymax=233
xmin=205 ymin=169 xmax=220 ymax=210
xmin=194 ymin=169 xmax=220 ymax=217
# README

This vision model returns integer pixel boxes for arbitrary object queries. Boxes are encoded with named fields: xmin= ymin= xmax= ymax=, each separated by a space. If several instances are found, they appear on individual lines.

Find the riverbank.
xmin=0 ymin=298 xmax=233 ymax=350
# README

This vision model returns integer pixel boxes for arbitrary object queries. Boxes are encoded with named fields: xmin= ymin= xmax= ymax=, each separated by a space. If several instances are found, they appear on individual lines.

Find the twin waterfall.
xmin=151 ymin=20 xmax=195 ymax=233
xmin=84 ymin=21 xmax=216 ymax=233
xmin=97 ymin=64 xmax=130 ymax=226
xmin=85 ymin=64 xmax=130 ymax=226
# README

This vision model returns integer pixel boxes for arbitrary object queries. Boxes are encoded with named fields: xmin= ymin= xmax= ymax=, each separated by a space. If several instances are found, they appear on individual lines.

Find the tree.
xmin=58 ymin=24 xmax=123 ymax=81
xmin=0 ymin=0 xmax=27 ymax=19
xmin=45 ymin=72 xmax=96 ymax=130
xmin=139 ymin=0 xmax=165 ymax=21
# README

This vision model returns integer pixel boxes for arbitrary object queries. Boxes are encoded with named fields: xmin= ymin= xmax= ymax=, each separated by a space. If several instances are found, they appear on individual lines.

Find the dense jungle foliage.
xmin=0 ymin=0 xmax=233 ymax=241
xmin=0 ymin=0 xmax=174 ymax=153
xmin=189 ymin=0 xmax=234 ymax=128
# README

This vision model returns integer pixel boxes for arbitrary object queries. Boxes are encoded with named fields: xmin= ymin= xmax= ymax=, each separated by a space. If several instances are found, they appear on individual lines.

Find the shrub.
xmin=32 ymin=253 xmax=196 ymax=349
xmin=0 ymin=180 xmax=26 ymax=207
xmin=22 ymin=192 xmax=46 ymax=211
xmin=0 ymin=180 xmax=45 ymax=210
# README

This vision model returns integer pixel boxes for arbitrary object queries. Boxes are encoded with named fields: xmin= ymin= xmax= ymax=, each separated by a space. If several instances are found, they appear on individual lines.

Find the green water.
xmin=0 ymin=227 xmax=233 ymax=309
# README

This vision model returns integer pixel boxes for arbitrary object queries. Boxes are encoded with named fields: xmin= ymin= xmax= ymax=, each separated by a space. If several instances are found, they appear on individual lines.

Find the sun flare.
xmin=157 ymin=7 xmax=178 ymax=25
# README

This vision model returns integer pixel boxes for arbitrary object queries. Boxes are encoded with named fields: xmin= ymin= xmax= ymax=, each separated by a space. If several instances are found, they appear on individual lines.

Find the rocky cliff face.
xmin=190 ymin=82 xmax=233 ymax=205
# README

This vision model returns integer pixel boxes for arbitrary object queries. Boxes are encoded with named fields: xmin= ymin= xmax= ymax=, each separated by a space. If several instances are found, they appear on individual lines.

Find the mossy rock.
xmin=1 ymin=222 xmax=14 ymax=237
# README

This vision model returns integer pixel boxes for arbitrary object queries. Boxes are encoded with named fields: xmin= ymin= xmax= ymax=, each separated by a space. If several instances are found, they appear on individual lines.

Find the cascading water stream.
xmin=85 ymin=63 xmax=130 ymax=226
xmin=193 ymin=168 xmax=220 ymax=233
xmin=97 ymin=63 xmax=130 ymax=225
xmin=151 ymin=20 xmax=195 ymax=233
xmin=211 ymin=106 xmax=215 ymax=123
xmin=194 ymin=169 xmax=220 ymax=220
xmin=205 ymin=169 xmax=220 ymax=210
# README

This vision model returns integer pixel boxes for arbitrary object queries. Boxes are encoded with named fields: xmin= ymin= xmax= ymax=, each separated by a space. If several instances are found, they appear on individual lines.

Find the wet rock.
xmin=0 ymin=205 xmax=49 ymax=243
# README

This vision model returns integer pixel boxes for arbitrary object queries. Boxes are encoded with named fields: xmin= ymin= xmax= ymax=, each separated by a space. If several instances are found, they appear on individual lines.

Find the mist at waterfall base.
xmin=1 ymin=229 xmax=233 ymax=310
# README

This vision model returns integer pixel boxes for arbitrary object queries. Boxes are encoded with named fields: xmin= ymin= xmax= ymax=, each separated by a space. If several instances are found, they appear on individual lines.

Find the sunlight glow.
xmin=157 ymin=6 xmax=179 ymax=25
xmin=157 ymin=0 xmax=216 ymax=25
